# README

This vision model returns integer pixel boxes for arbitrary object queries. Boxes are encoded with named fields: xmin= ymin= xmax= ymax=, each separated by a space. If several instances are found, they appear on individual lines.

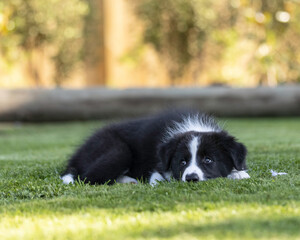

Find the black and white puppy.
xmin=61 ymin=110 xmax=250 ymax=186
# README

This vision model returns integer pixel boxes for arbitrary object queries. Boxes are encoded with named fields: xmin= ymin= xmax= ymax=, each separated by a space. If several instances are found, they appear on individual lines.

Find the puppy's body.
xmin=62 ymin=111 xmax=250 ymax=185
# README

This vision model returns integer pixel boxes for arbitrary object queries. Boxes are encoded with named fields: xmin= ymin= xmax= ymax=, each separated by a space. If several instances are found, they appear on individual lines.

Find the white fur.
xmin=182 ymin=137 xmax=205 ymax=182
xmin=165 ymin=114 xmax=221 ymax=141
xmin=163 ymin=171 xmax=173 ymax=181
xmin=61 ymin=174 xmax=74 ymax=184
xmin=116 ymin=175 xmax=138 ymax=184
xmin=227 ymin=169 xmax=250 ymax=179
xmin=149 ymin=172 xmax=165 ymax=186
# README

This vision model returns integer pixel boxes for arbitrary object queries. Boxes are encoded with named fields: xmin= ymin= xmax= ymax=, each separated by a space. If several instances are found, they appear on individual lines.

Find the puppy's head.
xmin=158 ymin=131 xmax=247 ymax=182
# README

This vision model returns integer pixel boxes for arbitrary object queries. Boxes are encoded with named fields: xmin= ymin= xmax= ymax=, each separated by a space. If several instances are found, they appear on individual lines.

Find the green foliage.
xmin=1 ymin=0 xmax=299 ymax=87
xmin=133 ymin=0 xmax=300 ymax=85
xmin=133 ymin=0 xmax=216 ymax=83
xmin=0 ymin=118 xmax=300 ymax=239
xmin=0 ymin=0 xmax=88 ymax=85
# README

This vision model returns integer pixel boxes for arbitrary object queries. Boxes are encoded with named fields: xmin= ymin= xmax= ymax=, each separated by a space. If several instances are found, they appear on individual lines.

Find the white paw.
xmin=150 ymin=179 xmax=161 ymax=187
xmin=227 ymin=170 xmax=250 ymax=180
xmin=116 ymin=175 xmax=138 ymax=184
xmin=60 ymin=174 xmax=74 ymax=184
xmin=149 ymin=172 xmax=165 ymax=186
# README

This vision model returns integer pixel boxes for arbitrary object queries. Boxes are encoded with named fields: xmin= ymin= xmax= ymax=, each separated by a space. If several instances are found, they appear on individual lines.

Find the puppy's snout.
xmin=185 ymin=173 xmax=199 ymax=182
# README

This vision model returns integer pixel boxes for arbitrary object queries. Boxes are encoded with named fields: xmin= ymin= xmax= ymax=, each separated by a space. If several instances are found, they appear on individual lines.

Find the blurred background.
xmin=1 ymin=0 xmax=300 ymax=89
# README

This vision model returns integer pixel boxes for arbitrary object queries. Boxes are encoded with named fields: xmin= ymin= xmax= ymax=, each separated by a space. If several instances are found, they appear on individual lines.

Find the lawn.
xmin=0 ymin=118 xmax=299 ymax=240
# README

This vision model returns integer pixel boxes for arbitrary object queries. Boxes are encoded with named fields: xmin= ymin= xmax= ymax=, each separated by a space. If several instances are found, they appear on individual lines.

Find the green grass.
xmin=0 ymin=118 xmax=299 ymax=240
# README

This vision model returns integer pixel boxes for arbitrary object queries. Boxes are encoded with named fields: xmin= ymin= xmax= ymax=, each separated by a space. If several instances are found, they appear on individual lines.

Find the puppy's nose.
xmin=185 ymin=173 xmax=199 ymax=182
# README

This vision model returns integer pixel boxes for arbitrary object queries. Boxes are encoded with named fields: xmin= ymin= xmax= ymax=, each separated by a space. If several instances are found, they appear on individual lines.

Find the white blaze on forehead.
xmin=164 ymin=114 xmax=221 ymax=142
xmin=182 ymin=136 xmax=205 ymax=181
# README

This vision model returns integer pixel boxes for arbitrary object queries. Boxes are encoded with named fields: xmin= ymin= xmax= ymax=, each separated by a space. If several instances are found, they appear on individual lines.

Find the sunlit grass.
xmin=0 ymin=118 xmax=299 ymax=239
xmin=1 ymin=204 xmax=299 ymax=240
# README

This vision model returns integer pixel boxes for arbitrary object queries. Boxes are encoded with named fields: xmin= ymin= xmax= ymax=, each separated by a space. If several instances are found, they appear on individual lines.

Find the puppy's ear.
xmin=157 ymin=137 xmax=180 ymax=171
xmin=229 ymin=140 xmax=247 ymax=171
xmin=211 ymin=133 xmax=247 ymax=171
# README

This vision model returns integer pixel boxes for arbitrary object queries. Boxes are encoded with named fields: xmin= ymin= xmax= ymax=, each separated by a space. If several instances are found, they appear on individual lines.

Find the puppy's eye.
xmin=180 ymin=159 xmax=187 ymax=166
xmin=203 ymin=157 xmax=213 ymax=164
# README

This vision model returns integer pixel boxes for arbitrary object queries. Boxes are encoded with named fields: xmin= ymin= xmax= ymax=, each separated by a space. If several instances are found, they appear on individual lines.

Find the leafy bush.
xmin=133 ymin=0 xmax=300 ymax=85
xmin=0 ymin=0 xmax=88 ymax=86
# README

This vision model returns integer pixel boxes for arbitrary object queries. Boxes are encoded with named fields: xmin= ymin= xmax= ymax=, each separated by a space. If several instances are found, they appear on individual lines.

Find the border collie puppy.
xmin=61 ymin=110 xmax=250 ymax=186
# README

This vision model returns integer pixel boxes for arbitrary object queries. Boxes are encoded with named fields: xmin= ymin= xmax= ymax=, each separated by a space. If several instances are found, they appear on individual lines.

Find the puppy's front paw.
xmin=116 ymin=175 xmax=138 ymax=184
xmin=149 ymin=172 xmax=165 ymax=187
xmin=60 ymin=174 xmax=74 ymax=184
xmin=227 ymin=170 xmax=250 ymax=180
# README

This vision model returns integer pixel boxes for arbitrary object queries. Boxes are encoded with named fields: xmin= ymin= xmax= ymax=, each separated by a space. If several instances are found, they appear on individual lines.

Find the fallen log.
xmin=0 ymin=86 xmax=299 ymax=121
